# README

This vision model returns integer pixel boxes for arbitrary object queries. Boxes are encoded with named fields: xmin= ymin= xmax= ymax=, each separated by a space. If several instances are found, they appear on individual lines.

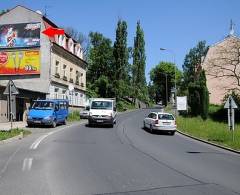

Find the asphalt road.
xmin=0 ymin=109 xmax=240 ymax=195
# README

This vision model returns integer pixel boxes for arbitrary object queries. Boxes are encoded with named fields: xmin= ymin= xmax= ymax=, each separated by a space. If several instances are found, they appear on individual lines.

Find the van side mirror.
xmin=86 ymin=106 xmax=90 ymax=111
xmin=113 ymin=107 xmax=116 ymax=111
xmin=55 ymin=105 xmax=59 ymax=111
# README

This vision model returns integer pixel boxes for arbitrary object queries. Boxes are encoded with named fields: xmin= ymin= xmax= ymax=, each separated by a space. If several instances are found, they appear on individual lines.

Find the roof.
xmin=209 ymin=34 xmax=240 ymax=48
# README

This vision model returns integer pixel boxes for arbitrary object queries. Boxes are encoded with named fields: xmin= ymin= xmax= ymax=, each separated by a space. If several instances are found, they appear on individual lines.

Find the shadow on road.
xmin=141 ymin=127 xmax=174 ymax=136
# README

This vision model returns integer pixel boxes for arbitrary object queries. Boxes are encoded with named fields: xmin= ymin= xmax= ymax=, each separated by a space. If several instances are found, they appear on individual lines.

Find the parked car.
xmin=27 ymin=99 xmax=69 ymax=128
xmin=79 ymin=108 xmax=89 ymax=119
xmin=143 ymin=112 xmax=176 ymax=135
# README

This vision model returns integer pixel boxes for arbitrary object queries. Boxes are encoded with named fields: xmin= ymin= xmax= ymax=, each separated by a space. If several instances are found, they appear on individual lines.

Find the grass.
xmin=117 ymin=100 xmax=136 ymax=112
xmin=67 ymin=110 xmax=81 ymax=122
xmin=177 ymin=116 xmax=240 ymax=151
xmin=0 ymin=128 xmax=31 ymax=141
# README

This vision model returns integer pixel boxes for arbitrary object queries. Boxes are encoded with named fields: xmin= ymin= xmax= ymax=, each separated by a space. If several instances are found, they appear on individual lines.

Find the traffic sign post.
xmin=224 ymin=96 xmax=238 ymax=142
xmin=3 ymin=80 xmax=19 ymax=131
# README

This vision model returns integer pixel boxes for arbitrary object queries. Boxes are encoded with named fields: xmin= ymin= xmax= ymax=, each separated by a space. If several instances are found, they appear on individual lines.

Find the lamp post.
xmin=159 ymin=72 xmax=168 ymax=107
xmin=160 ymin=48 xmax=177 ymax=115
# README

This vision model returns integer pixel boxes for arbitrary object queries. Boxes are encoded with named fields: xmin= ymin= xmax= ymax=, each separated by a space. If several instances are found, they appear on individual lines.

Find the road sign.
xmin=3 ymin=80 xmax=19 ymax=95
xmin=224 ymin=96 xmax=238 ymax=109
xmin=224 ymin=95 xmax=238 ymax=141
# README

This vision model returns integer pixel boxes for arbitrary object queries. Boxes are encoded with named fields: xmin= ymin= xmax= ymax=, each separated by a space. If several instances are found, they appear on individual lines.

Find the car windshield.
xmin=91 ymin=101 xmax=112 ymax=110
xmin=32 ymin=101 xmax=54 ymax=110
xmin=158 ymin=114 xmax=174 ymax=120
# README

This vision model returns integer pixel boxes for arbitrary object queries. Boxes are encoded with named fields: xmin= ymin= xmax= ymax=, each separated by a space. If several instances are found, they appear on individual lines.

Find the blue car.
xmin=27 ymin=99 xmax=69 ymax=128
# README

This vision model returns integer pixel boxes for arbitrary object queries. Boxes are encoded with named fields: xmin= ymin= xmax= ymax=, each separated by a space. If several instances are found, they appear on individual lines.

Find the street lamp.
xmin=159 ymin=72 xmax=168 ymax=107
xmin=160 ymin=48 xmax=177 ymax=115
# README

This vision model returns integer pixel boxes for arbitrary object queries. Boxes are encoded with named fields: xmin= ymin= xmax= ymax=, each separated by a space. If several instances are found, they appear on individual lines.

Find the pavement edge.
xmin=177 ymin=129 xmax=240 ymax=155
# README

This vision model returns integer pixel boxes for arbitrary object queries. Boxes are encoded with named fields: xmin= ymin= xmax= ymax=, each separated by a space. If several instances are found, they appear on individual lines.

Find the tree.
xmin=182 ymin=41 xmax=209 ymax=89
xmin=150 ymin=62 xmax=182 ymax=105
xmin=113 ymin=20 xmax=129 ymax=99
xmin=181 ymin=41 xmax=209 ymax=119
xmin=0 ymin=9 xmax=9 ymax=16
xmin=132 ymin=21 xmax=147 ymax=101
xmin=64 ymin=27 xmax=90 ymax=60
xmin=87 ymin=32 xmax=115 ymax=97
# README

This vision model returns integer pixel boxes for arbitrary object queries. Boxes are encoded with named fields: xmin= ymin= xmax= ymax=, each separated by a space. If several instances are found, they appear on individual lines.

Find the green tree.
xmin=150 ymin=62 xmax=182 ymax=105
xmin=132 ymin=21 xmax=147 ymax=101
xmin=0 ymin=9 xmax=9 ymax=16
xmin=182 ymin=41 xmax=209 ymax=119
xmin=113 ymin=20 xmax=129 ymax=99
xmin=182 ymin=41 xmax=208 ymax=89
xmin=87 ymin=32 xmax=114 ymax=97
xmin=88 ymin=32 xmax=114 ymax=82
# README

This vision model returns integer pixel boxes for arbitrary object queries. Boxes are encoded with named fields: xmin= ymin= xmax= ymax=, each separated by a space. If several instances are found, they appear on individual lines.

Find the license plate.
xmin=97 ymin=120 xmax=103 ymax=123
xmin=163 ymin=122 xmax=170 ymax=125
xmin=34 ymin=120 xmax=41 ymax=123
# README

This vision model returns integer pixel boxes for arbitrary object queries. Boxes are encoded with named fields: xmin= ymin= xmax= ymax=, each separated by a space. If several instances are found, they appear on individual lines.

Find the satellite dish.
xmin=68 ymin=84 xmax=74 ymax=92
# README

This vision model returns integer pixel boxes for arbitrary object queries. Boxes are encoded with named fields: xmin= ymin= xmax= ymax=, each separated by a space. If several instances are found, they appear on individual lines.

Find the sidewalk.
xmin=0 ymin=121 xmax=27 ymax=131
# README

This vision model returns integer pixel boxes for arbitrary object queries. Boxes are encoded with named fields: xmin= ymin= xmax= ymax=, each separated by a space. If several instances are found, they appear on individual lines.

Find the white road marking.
xmin=22 ymin=158 xmax=33 ymax=171
xmin=29 ymin=123 xmax=81 ymax=150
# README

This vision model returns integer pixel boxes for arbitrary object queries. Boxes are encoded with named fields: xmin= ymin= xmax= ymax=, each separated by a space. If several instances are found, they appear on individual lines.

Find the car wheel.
xmin=143 ymin=121 xmax=146 ymax=129
xmin=170 ymin=131 xmax=175 ymax=136
xmin=110 ymin=123 xmax=114 ymax=128
xmin=52 ymin=120 xmax=57 ymax=128
xmin=63 ymin=118 xmax=67 ymax=125
xmin=150 ymin=124 xmax=154 ymax=133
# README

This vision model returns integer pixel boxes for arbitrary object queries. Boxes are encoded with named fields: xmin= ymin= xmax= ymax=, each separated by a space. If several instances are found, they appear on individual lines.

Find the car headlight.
xmin=27 ymin=115 xmax=32 ymax=119
xmin=89 ymin=112 xmax=92 ymax=116
xmin=44 ymin=116 xmax=53 ymax=120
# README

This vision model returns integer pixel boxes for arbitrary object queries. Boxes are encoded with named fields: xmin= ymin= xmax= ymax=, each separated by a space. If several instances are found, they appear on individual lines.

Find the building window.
xmin=55 ymin=61 xmax=60 ymax=78
xmin=76 ymin=71 xmax=79 ymax=85
xmin=69 ymin=68 xmax=73 ymax=83
xmin=63 ymin=64 xmax=67 ymax=81
xmin=54 ymin=87 xmax=59 ymax=99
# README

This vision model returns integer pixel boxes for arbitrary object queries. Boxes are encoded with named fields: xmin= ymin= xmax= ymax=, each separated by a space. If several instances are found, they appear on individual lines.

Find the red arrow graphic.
xmin=42 ymin=27 xmax=65 ymax=37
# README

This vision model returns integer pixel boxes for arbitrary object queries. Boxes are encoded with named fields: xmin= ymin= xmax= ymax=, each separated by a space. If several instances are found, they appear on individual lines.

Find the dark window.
xmin=158 ymin=114 xmax=174 ymax=120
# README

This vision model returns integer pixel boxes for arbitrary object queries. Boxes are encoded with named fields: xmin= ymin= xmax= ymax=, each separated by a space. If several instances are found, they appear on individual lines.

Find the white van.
xmin=87 ymin=98 xmax=117 ymax=127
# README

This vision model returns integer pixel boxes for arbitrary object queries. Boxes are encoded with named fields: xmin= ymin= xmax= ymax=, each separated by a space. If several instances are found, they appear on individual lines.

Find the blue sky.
xmin=1 ymin=0 xmax=239 ymax=82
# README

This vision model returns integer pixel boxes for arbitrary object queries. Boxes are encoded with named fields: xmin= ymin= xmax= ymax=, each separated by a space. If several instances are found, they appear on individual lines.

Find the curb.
xmin=177 ymin=129 xmax=240 ymax=154
xmin=0 ymin=132 xmax=24 ymax=145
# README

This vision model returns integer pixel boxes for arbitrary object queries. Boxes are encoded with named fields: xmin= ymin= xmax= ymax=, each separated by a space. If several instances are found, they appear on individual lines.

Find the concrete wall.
xmin=0 ymin=6 xmax=51 ymax=93
xmin=202 ymin=35 xmax=240 ymax=105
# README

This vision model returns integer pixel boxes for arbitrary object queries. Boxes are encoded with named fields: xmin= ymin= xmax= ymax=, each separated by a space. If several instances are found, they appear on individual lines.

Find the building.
xmin=0 ymin=5 xmax=87 ymax=122
xmin=202 ymin=24 xmax=240 ymax=105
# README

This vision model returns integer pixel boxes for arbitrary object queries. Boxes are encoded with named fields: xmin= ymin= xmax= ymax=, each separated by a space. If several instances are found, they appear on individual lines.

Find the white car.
xmin=80 ymin=109 xmax=89 ymax=119
xmin=143 ymin=112 xmax=176 ymax=135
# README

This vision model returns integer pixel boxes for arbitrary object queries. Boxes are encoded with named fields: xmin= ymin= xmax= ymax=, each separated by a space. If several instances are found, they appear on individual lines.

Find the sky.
xmin=1 ymin=0 xmax=239 ymax=82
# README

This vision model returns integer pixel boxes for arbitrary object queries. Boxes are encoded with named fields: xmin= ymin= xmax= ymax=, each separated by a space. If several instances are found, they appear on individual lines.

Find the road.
xmin=0 ymin=109 xmax=240 ymax=195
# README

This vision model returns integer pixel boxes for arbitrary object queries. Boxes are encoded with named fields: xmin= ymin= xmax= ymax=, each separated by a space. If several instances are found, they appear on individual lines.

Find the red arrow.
xmin=42 ymin=27 xmax=65 ymax=37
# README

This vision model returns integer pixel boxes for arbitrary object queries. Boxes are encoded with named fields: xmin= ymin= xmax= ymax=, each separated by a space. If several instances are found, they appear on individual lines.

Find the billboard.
xmin=0 ymin=50 xmax=40 ymax=75
xmin=177 ymin=96 xmax=187 ymax=111
xmin=0 ymin=23 xmax=40 ymax=48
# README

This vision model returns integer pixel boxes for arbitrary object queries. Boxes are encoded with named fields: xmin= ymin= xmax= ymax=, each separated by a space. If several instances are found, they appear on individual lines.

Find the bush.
xmin=67 ymin=110 xmax=80 ymax=122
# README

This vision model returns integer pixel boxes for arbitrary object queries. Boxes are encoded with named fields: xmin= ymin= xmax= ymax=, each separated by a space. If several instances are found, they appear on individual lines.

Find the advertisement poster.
xmin=0 ymin=23 xmax=40 ymax=48
xmin=177 ymin=96 xmax=187 ymax=111
xmin=0 ymin=50 xmax=40 ymax=75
